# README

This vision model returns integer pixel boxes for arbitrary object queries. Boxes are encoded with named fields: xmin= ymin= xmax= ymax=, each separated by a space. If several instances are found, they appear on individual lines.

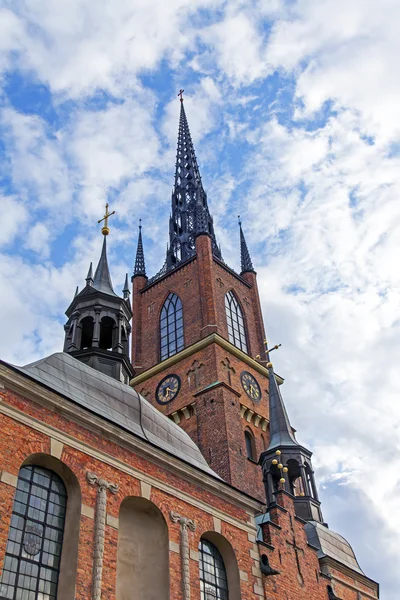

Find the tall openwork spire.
xmin=238 ymin=217 xmax=254 ymax=274
xmin=166 ymin=93 xmax=221 ymax=270
xmin=133 ymin=220 xmax=146 ymax=277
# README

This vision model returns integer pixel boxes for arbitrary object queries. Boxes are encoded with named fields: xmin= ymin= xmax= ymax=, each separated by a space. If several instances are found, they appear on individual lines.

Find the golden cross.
xmin=178 ymin=89 xmax=184 ymax=102
xmin=98 ymin=202 xmax=115 ymax=236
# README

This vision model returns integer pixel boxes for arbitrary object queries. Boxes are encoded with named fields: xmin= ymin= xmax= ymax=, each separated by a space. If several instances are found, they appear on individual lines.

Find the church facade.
xmin=0 ymin=99 xmax=379 ymax=600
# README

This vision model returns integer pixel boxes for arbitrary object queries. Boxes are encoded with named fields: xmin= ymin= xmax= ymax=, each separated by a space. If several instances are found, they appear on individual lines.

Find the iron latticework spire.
xmin=238 ymin=217 xmax=254 ymax=274
xmin=134 ymin=221 xmax=146 ymax=277
xmin=166 ymin=97 xmax=221 ymax=270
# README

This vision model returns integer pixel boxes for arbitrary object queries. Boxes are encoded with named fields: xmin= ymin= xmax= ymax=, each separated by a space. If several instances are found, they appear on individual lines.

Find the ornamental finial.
xmin=178 ymin=89 xmax=184 ymax=103
xmin=98 ymin=202 xmax=116 ymax=236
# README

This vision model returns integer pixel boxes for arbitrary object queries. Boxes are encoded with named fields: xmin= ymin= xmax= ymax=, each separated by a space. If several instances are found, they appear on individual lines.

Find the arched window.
xmin=0 ymin=465 xmax=67 ymax=600
xmin=244 ymin=429 xmax=256 ymax=461
xmin=99 ymin=316 xmax=115 ymax=350
xmin=160 ymin=293 xmax=184 ymax=361
xmin=225 ymin=291 xmax=247 ymax=353
xmin=80 ymin=316 xmax=94 ymax=349
xmin=199 ymin=539 xmax=229 ymax=600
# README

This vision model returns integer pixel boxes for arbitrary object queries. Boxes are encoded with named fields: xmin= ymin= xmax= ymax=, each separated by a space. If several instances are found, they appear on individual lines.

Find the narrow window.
xmin=80 ymin=316 xmax=94 ymax=349
xmin=99 ymin=316 xmax=115 ymax=350
xmin=225 ymin=291 xmax=247 ymax=353
xmin=0 ymin=465 xmax=67 ymax=600
xmin=199 ymin=539 xmax=229 ymax=600
xmin=160 ymin=293 xmax=184 ymax=361
xmin=244 ymin=429 xmax=256 ymax=461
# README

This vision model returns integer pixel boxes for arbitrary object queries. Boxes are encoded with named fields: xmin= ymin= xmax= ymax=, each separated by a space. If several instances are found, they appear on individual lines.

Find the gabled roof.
xmin=13 ymin=352 xmax=218 ymax=477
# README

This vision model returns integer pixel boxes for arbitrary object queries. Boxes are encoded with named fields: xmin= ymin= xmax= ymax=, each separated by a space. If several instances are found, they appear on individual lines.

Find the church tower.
xmin=130 ymin=97 xmax=271 ymax=500
xmin=64 ymin=204 xmax=134 ymax=383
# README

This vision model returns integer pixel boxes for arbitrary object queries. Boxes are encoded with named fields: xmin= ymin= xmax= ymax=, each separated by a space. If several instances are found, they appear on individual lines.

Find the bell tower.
xmin=130 ymin=96 xmax=271 ymax=500
xmin=64 ymin=204 xmax=134 ymax=383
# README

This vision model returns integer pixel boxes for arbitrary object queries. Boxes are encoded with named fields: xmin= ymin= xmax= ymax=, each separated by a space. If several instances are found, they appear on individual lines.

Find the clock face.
xmin=241 ymin=371 xmax=261 ymax=402
xmin=156 ymin=374 xmax=181 ymax=405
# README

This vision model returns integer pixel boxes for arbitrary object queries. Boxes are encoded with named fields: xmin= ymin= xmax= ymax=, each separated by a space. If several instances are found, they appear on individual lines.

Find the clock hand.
xmin=164 ymin=386 xmax=172 ymax=399
xmin=250 ymin=384 xmax=254 ymax=395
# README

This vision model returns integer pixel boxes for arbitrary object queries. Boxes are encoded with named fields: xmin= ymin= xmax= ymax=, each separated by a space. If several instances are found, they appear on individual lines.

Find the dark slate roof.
xmin=93 ymin=237 xmax=117 ymax=296
xmin=305 ymin=521 xmax=364 ymax=575
xmin=14 ymin=352 xmax=218 ymax=477
xmin=267 ymin=365 xmax=298 ymax=449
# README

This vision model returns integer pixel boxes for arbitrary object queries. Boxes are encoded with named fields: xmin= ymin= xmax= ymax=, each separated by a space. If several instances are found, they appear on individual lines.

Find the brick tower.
xmin=130 ymin=97 xmax=271 ymax=501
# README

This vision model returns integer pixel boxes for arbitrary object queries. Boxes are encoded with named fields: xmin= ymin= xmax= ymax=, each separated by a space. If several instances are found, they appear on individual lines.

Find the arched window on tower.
xmin=80 ymin=316 xmax=94 ymax=349
xmin=160 ymin=293 xmax=184 ymax=361
xmin=244 ymin=428 xmax=256 ymax=461
xmin=199 ymin=539 xmax=229 ymax=600
xmin=99 ymin=316 xmax=115 ymax=350
xmin=0 ymin=465 xmax=67 ymax=600
xmin=225 ymin=291 xmax=248 ymax=353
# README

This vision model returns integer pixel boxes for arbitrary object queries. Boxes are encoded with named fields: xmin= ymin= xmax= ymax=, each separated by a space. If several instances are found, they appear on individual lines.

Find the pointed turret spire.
xmin=93 ymin=236 xmax=116 ymax=296
xmin=133 ymin=220 xmax=146 ymax=277
xmin=166 ymin=94 xmax=221 ymax=270
xmin=267 ymin=362 xmax=298 ymax=450
xmin=238 ymin=217 xmax=255 ymax=274
xmin=260 ymin=359 xmax=323 ymax=522
xmin=85 ymin=262 xmax=94 ymax=286
xmin=63 ymin=201 xmax=134 ymax=383
xmin=123 ymin=273 xmax=130 ymax=299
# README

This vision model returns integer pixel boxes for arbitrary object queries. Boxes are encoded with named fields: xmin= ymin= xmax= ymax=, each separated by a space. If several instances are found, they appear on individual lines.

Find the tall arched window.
xmin=160 ymin=293 xmax=184 ymax=361
xmin=199 ymin=539 xmax=229 ymax=600
xmin=0 ymin=465 xmax=67 ymax=600
xmin=244 ymin=429 xmax=256 ymax=461
xmin=225 ymin=291 xmax=247 ymax=353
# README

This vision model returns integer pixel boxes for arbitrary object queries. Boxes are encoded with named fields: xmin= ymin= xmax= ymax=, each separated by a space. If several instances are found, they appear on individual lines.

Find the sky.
xmin=0 ymin=0 xmax=399 ymax=596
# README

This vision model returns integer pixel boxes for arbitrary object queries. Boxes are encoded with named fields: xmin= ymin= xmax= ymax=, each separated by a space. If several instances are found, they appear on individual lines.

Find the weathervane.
xmin=178 ymin=89 xmax=184 ymax=102
xmin=98 ymin=202 xmax=115 ymax=236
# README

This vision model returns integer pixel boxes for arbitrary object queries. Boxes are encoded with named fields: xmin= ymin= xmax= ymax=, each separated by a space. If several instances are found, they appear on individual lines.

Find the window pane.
xmin=198 ymin=540 xmax=229 ymax=599
xmin=160 ymin=293 xmax=184 ymax=359
xmin=0 ymin=466 xmax=67 ymax=600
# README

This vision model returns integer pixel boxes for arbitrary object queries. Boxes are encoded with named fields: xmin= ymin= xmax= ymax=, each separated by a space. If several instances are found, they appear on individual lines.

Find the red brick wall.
xmin=130 ymin=235 xmax=270 ymax=500
xmin=0 ymin=385 xmax=265 ymax=600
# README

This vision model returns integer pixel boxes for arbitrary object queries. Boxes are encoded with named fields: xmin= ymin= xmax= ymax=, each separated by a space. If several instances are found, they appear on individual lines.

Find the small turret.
xmin=260 ymin=360 xmax=323 ymax=523
xmin=63 ymin=203 xmax=134 ymax=383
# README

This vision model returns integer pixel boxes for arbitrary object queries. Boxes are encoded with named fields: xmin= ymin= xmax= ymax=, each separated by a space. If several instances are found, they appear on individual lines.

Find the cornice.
xmin=0 ymin=364 xmax=263 ymax=517
xmin=130 ymin=333 xmax=284 ymax=387
xmin=320 ymin=556 xmax=379 ymax=594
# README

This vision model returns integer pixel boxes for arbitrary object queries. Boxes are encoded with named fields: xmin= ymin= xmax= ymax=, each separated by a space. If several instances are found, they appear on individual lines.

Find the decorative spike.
xmin=93 ymin=237 xmax=116 ymax=296
xmin=123 ymin=273 xmax=130 ymax=299
xmin=86 ymin=262 xmax=94 ymax=286
xmin=238 ymin=217 xmax=255 ymax=274
xmin=74 ymin=285 xmax=79 ymax=297
xmin=266 ymin=363 xmax=298 ymax=450
xmin=166 ymin=99 xmax=221 ymax=270
xmin=133 ymin=220 xmax=146 ymax=277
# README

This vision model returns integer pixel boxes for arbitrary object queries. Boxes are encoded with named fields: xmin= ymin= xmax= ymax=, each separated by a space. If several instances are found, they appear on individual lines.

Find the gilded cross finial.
xmin=98 ymin=202 xmax=115 ymax=236
xmin=178 ymin=89 xmax=184 ymax=102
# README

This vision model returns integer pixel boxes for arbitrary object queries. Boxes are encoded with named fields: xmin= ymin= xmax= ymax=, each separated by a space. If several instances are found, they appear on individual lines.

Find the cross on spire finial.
xmin=98 ymin=202 xmax=116 ymax=236
xmin=178 ymin=89 xmax=184 ymax=102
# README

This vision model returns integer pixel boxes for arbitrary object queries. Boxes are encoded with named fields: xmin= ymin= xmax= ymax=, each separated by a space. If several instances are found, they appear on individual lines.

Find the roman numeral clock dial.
xmin=156 ymin=374 xmax=181 ymax=405
xmin=240 ymin=371 xmax=261 ymax=402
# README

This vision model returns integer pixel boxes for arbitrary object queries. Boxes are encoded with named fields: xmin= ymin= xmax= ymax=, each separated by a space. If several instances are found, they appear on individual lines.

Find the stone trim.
xmin=169 ymin=402 xmax=196 ymax=425
xmin=86 ymin=472 xmax=118 ymax=600
xmin=240 ymin=405 xmax=268 ymax=431
xmin=0 ymin=366 xmax=263 ymax=515
xmin=81 ymin=504 xmax=95 ymax=519
xmin=0 ymin=397 xmax=262 ymax=535
xmin=320 ymin=557 xmax=379 ymax=596
xmin=0 ymin=470 xmax=18 ymax=487
xmin=169 ymin=541 xmax=180 ymax=554
xmin=170 ymin=512 xmax=196 ymax=600
xmin=50 ymin=438 xmax=64 ymax=459
xmin=140 ymin=481 xmax=152 ymax=499
xmin=130 ymin=333 xmax=284 ymax=387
